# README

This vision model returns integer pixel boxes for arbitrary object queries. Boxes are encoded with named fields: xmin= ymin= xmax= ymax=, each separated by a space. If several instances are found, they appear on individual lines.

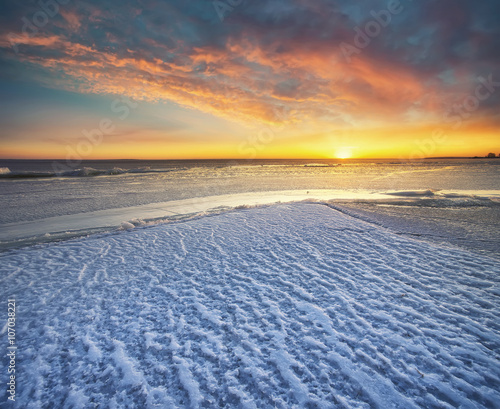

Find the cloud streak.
xmin=0 ymin=0 xmax=499 ymax=134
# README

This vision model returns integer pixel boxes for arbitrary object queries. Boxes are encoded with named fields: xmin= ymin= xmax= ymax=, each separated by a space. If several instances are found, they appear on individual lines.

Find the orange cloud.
xmin=0 ymin=25 xmax=494 ymax=135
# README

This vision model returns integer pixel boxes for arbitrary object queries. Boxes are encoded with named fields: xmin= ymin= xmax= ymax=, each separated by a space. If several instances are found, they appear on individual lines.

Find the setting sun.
xmin=335 ymin=147 xmax=354 ymax=159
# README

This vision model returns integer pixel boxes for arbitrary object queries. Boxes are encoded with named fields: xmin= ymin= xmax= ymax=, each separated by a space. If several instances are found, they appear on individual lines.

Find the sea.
xmin=1 ymin=158 xmax=499 ymax=256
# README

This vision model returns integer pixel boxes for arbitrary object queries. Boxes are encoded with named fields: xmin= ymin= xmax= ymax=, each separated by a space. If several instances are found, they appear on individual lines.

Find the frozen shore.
xmin=1 ymin=203 xmax=499 ymax=408
xmin=2 ymin=189 xmax=499 ymax=253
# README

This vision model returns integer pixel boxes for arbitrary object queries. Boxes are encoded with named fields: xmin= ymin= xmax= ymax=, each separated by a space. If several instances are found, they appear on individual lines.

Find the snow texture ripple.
xmin=0 ymin=203 xmax=499 ymax=408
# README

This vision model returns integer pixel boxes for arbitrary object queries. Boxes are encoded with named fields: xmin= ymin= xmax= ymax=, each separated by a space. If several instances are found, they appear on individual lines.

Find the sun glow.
xmin=335 ymin=147 xmax=353 ymax=159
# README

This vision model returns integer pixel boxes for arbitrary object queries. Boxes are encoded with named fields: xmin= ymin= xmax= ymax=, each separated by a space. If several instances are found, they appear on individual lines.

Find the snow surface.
xmin=1 ymin=203 xmax=499 ymax=408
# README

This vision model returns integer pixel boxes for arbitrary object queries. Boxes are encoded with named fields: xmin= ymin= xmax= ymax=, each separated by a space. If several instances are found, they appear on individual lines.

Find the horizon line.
xmin=0 ymin=156 xmax=489 ymax=161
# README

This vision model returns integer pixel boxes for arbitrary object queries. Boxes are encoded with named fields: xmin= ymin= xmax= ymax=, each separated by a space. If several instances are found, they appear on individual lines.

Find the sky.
xmin=0 ymin=0 xmax=499 ymax=160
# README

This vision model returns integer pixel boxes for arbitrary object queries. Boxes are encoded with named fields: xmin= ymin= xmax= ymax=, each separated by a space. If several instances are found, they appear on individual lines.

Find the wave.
xmin=0 ymin=166 xmax=186 ymax=179
xmin=302 ymin=163 xmax=340 ymax=167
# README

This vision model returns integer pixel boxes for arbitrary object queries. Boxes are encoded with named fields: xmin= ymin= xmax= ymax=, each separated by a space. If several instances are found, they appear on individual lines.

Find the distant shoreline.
xmin=425 ymin=156 xmax=500 ymax=159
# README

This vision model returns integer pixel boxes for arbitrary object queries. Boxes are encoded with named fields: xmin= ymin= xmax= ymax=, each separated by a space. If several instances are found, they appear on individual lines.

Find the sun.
xmin=334 ymin=147 xmax=353 ymax=159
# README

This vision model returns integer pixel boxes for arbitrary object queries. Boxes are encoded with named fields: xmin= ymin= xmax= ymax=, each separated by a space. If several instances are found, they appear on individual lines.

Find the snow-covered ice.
xmin=1 ymin=203 xmax=499 ymax=408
